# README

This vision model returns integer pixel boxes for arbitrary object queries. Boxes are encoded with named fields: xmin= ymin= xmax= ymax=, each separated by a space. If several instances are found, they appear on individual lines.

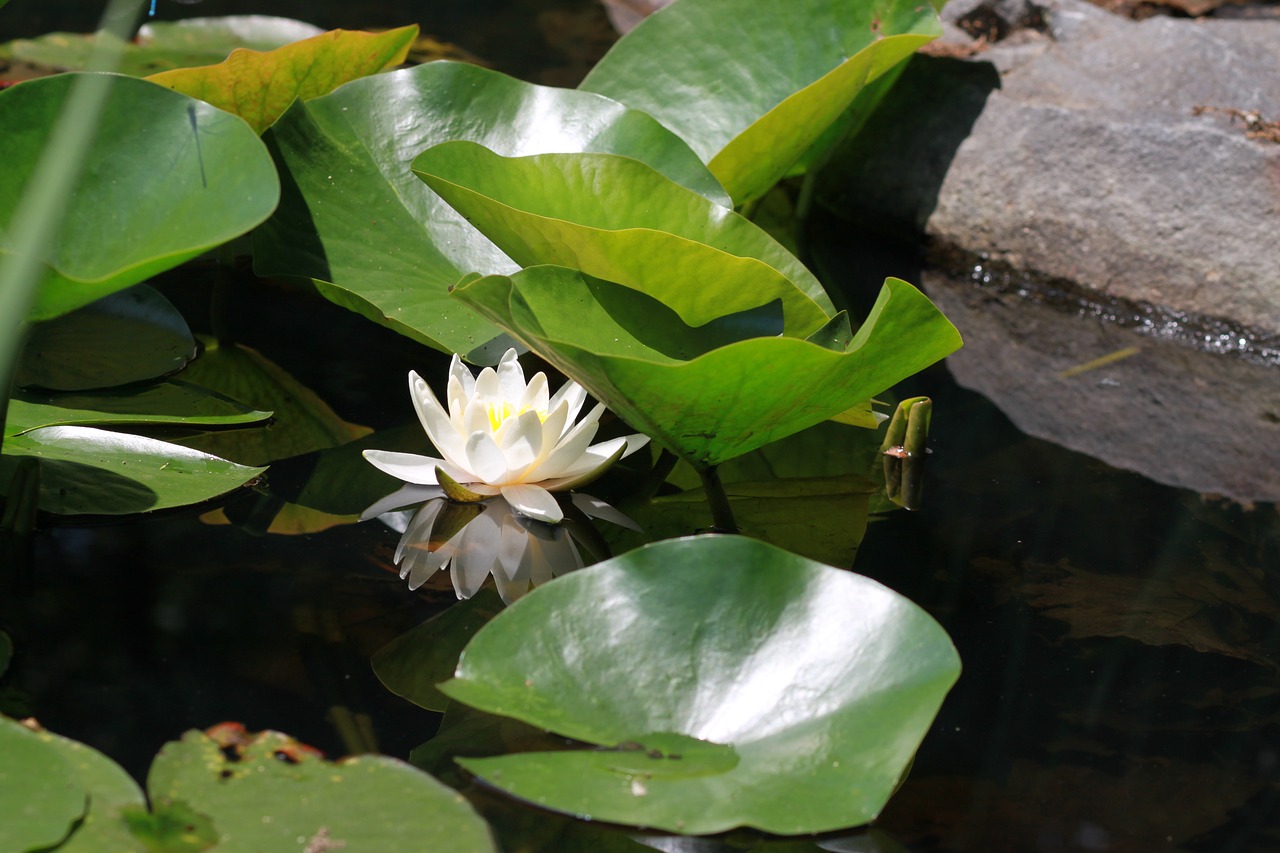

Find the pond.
xmin=2 ymin=1 xmax=1278 ymax=851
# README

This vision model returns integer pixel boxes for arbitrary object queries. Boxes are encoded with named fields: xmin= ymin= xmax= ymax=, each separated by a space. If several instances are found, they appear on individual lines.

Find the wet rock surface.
xmin=820 ymin=0 xmax=1280 ymax=339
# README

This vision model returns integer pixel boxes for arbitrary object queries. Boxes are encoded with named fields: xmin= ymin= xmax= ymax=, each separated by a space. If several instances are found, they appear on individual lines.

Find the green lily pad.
xmin=372 ymin=588 xmax=506 ymax=713
xmin=147 ymin=25 xmax=418 ymax=134
xmin=580 ymin=0 xmax=941 ymax=205
xmin=253 ymin=60 xmax=728 ymax=361
xmin=439 ymin=534 xmax=960 ymax=835
xmin=0 ymin=16 xmax=324 ymax=78
xmin=0 ymin=425 xmax=264 ymax=515
xmin=147 ymin=726 xmax=496 ymax=852
xmin=5 ymin=382 xmax=271 ymax=437
xmin=411 ymin=141 xmax=834 ymax=334
xmin=0 ymin=73 xmax=279 ymax=321
xmin=15 ymin=285 xmax=196 ymax=391
xmin=0 ymin=716 xmax=85 ymax=852
xmin=453 ymin=266 xmax=960 ymax=468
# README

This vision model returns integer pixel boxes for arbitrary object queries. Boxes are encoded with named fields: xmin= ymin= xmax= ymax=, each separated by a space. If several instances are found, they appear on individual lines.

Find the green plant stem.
xmin=637 ymin=448 xmax=679 ymax=502
xmin=698 ymin=464 xmax=739 ymax=533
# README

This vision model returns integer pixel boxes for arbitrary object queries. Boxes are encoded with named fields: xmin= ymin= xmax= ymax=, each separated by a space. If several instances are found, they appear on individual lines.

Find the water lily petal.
xmin=496 ymin=348 xmax=526 ymax=402
xmin=546 ymin=380 xmax=587 ymax=439
xmin=466 ymin=432 xmax=509 ymax=483
xmin=534 ymin=399 xmax=570 ymax=465
xmin=473 ymin=363 xmax=501 ymax=403
xmin=448 ymin=353 xmax=475 ymax=400
xmin=492 ymin=510 xmax=533 ymax=603
xmin=409 ymin=371 xmax=465 ymax=462
xmin=500 ymin=482 xmax=564 ymax=524
xmin=362 ymin=450 xmax=465 ymax=485
xmin=540 ymin=438 xmax=628 ymax=491
xmin=447 ymin=373 xmax=471 ymax=434
xmin=520 ymin=370 xmax=549 ymax=416
xmin=395 ymin=499 xmax=445 ymax=564
xmin=494 ymin=409 xmax=542 ymax=475
xmin=537 ymin=404 xmax=606 ymax=479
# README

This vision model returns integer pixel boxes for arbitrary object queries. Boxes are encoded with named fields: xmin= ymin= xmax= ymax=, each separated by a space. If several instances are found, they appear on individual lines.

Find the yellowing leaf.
xmin=147 ymin=26 xmax=418 ymax=134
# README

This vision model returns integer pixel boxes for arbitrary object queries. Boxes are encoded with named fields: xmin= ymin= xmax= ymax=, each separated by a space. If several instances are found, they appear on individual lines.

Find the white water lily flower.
xmin=362 ymin=349 xmax=648 ymax=524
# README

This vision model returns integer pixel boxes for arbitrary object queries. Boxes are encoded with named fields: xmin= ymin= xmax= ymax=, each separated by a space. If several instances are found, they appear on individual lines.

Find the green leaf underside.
xmin=6 ymin=382 xmax=270 ymax=438
xmin=253 ymin=60 xmax=728 ymax=361
xmin=581 ymin=0 xmax=941 ymax=204
xmin=1 ymin=426 xmax=264 ymax=515
xmin=146 ymin=26 xmax=419 ymax=134
xmin=412 ymin=141 xmax=833 ymax=333
xmin=438 ymin=535 xmax=961 ymax=835
xmin=148 ymin=728 xmax=495 ymax=852
xmin=0 ymin=73 xmax=279 ymax=320
xmin=454 ymin=267 xmax=961 ymax=467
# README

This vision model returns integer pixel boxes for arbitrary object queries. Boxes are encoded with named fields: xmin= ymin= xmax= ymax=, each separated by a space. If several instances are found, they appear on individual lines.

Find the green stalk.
xmin=698 ymin=464 xmax=739 ymax=534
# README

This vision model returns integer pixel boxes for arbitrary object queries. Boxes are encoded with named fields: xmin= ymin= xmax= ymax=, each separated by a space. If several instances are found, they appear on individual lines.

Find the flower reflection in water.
xmin=365 ymin=489 xmax=639 ymax=603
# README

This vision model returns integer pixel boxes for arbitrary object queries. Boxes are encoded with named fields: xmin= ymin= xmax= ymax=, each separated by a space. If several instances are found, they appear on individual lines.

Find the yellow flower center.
xmin=486 ymin=400 xmax=547 ymax=432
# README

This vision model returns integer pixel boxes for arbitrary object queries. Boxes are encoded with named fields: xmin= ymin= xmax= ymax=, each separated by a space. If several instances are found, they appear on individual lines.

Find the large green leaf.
xmin=439 ymin=535 xmax=961 ymax=835
xmin=253 ymin=60 xmax=729 ymax=362
xmin=412 ymin=141 xmax=834 ymax=334
xmin=147 ymin=726 xmax=496 ymax=852
xmin=580 ymin=0 xmax=941 ymax=204
xmin=453 ymin=266 xmax=960 ymax=468
xmin=0 ymin=17 xmax=324 ymax=78
xmin=147 ymin=26 xmax=418 ymax=134
xmin=0 ymin=73 xmax=279 ymax=321
xmin=0 ymin=426 xmax=264 ymax=515
xmin=5 ymin=382 xmax=270 ymax=437
xmin=15 ymin=285 xmax=196 ymax=391
xmin=0 ymin=716 xmax=85 ymax=852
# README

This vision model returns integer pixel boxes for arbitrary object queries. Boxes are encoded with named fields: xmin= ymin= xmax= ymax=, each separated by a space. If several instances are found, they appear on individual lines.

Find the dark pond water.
xmin=3 ymin=2 xmax=1279 ymax=851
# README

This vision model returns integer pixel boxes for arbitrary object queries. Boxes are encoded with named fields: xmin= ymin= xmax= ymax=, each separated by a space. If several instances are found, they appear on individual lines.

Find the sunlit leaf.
xmin=147 ymin=26 xmax=418 ymax=134
xmin=147 ymin=726 xmax=496 ymax=852
xmin=16 ymin=285 xmax=196 ymax=391
xmin=253 ymin=61 xmax=728 ymax=362
xmin=454 ymin=267 xmax=961 ymax=468
xmin=581 ymin=0 xmax=941 ymax=204
xmin=0 ymin=73 xmax=279 ymax=320
xmin=0 ymin=425 xmax=264 ymax=515
xmin=439 ymin=535 xmax=961 ymax=835
xmin=0 ymin=16 xmax=324 ymax=77
xmin=412 ymin=141 xmax=834 ymax=333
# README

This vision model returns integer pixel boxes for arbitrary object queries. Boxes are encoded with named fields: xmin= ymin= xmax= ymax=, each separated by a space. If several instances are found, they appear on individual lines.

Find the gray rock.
xmin=820 ymin=0 xmax=1280 ymax=338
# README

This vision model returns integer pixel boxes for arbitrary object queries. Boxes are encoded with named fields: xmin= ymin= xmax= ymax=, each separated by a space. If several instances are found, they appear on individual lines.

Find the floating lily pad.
xmin=580 ymin=0 xmax=941 ymax=205
xmin=253 ymin=60 xmax=728 ymax=361
xmin=412 ymin=141 xmax=834 ymax=333
xmin=439 ymin=535 xmax=960 ymax=835
xmin=15 ymin=285 xmax=196 ymax=391
xmin=5 ymin=383 xmax=270 ymax=437
xmin=454 ymin=266 xmax=960 ymax=468
xmin=0 ymin=73 xmax=278 ymax=321
xmin=0 ymin=425 xmax=264 ymax=515
xmin=147 ymin=25 xmax=418 ymax=134
xmin=0 ymin=16 xmax=324 ymax=78
xmin=147 ymin=726 xmax=496 ymax=852
xmin=0 ymin=716 xmax=85 ymax=852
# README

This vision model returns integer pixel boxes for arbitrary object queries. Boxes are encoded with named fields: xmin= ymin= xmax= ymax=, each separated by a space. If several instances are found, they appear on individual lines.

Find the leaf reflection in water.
xmin=364 ymin=491 xmax=638 ymax=604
